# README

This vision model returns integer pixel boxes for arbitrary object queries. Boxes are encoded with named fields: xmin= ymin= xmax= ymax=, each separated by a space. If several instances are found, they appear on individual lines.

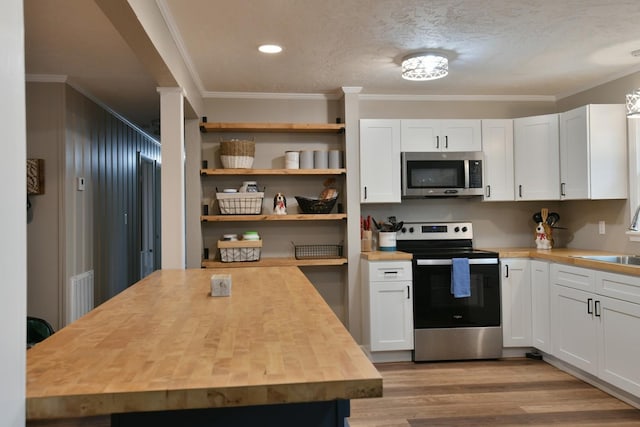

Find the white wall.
xmin=0 ymin=1 xmax=26 ymax=425
xmin=26 ymin=83 xmax=64 ymax=330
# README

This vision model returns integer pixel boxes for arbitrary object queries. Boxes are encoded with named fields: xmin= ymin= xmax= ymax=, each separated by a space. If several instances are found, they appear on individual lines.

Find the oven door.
xmin=413 ymin=258 xmax=500 ymax=328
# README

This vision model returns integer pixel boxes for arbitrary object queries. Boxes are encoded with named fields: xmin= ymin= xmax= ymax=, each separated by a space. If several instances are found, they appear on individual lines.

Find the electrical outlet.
xmin=598 ymin=220 xmax=605 ymax=235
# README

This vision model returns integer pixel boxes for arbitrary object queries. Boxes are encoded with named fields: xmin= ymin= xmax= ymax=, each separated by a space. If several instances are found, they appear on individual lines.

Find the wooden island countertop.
xmin=26 ymin=267 xmax=382 ymax=421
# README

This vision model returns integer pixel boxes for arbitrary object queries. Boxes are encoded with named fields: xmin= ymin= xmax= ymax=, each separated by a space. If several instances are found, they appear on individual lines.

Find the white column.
xmin=341 ymin=86 xmax=362 ymax=341
xmin=158 ymin=87 xmax=186 ymax=269
xmin=1 ymin=0 xmax=26 ymax=425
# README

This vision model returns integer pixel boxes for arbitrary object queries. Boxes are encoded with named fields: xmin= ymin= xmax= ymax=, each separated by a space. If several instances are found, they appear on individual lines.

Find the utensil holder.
xmin=378 ymin=232 xmax=397 ymax=251
xmin=361 ymin=230 xmax=373 ymax=252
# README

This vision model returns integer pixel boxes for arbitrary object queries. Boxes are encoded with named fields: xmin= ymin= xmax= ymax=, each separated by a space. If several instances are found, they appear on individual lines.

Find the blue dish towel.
xmin=451 ymin=258 xmax=471 ymax=298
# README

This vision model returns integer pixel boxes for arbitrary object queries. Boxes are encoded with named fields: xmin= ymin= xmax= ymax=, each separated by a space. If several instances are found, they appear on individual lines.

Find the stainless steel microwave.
xmin=401 ymin=152 xmax=484 ymax=197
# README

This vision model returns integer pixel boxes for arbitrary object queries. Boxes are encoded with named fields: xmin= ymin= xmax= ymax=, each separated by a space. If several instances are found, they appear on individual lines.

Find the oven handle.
xmin=416 ymin=258 xmax=499 ymax=266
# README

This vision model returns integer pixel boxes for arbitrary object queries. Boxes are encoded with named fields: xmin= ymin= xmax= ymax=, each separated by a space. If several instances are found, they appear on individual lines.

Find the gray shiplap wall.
xmin=65 ymin=85 xmax=161 ymax=306
xmin=26 ymin=82 xmax=160 ymax=328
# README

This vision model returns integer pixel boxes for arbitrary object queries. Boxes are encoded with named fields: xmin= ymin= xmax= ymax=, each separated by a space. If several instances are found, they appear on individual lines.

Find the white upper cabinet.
xmin=559 ymin=104 xmax=627 ymax=200
xmin=401 ymin=119 xmax=482 ymax=152
xmin=514 ymin=113 xmax=560 ymax=201
xmin=481 ymin=119 xmax=514 ymax=201
xmin=359 ymin=119 xmax=401 ymax=203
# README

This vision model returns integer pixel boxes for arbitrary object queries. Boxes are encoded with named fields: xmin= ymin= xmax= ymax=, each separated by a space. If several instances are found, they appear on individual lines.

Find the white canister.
xmin=378 ymin=232 xmax=397 ymax=252
xmin=285 ymin=150 xmax=300 ymax=169
xmin=328 ymin=150 xmax=343 ymax=169
xmin=299 ymin=150 xmax=314 ymax=169
xmin=314 ymin=150 xmax=328 ymax=169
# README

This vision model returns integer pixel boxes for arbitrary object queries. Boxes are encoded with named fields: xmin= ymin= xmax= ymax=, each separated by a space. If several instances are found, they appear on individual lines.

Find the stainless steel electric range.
xmin=396 ymin=222 xmax=502 ymax=362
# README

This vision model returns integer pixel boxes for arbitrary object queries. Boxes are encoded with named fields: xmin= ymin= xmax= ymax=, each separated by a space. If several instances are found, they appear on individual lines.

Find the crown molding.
xmin=358 ymin=93 xmax=556 ymax=102
xmin=25 ymin=74 xmax=68 ymax=83
xmin=555 ymin=64 xmax=640 ymax=101
xmin=202 ymin=91 xmax=343 ymax=100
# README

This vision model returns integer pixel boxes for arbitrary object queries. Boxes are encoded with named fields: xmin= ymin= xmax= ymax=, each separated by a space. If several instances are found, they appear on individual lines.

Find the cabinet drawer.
xmin=368 ymin=261 xmax=412 ymax=282
xmin=596 ymin=271 xmax=640 ymax=305
xmin=551 ymin=263 xmax=595 ymax=292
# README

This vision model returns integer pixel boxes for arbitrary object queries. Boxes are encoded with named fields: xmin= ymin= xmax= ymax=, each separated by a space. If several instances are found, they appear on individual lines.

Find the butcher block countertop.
xmin=360 ymin=251 xmax=412 ymax=261
xmin=486 ymin=247 xmax=640 ymax=276
xmin=26 ymin=267 xmax=382 ymax=420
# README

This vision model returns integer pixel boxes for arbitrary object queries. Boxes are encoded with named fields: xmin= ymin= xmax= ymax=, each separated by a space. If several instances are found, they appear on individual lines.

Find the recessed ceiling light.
xmin=258 ymin=44 xmax=283 ymax=54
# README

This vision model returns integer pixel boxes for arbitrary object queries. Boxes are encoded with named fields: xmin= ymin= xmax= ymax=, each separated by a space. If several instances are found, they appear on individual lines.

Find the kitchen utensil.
xmin=541 ymin=208 xmax=549 ymax=224
xmin=532 ymin=211 xmax=560 ymax=227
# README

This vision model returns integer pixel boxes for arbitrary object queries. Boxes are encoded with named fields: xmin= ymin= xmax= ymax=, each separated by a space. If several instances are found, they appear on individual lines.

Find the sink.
xmin=574 ymin=255 xmax=640 ymax=266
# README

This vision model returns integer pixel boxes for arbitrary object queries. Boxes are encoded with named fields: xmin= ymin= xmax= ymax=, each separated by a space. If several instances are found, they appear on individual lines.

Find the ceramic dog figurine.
xmin=534 ymin=221 xmax=554 ymax=250
xmin=273 ymin=193 xmax=287 ymax=215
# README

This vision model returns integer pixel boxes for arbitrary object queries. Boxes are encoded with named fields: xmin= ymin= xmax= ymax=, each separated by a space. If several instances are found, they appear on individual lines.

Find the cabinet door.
xmin=559 ymin=106 xmax=589 ymax=200
xmin=400 ymin=119 xmax=440 ymax=151
xmin=531 ymin=260 xmax=551 ymax=353
xmin=370 ymin=281 xmax=414 ymax=351
xmin=514 ymin=114 xmax=560 ymax=200
xmin=598 ymin=295 xmax=640 ymax=396
xmin=440 ymin=120 xmax=482 ymax=152
xmin=359 ymin=119 xmax=401 ymax=203
xmin=587 ymin=104 xmax=628 ymax=200
xmin=500 ymin=259 xmax=532 ymax=347
xmin=551 ymin=284 xmax=598 ymax=375
xmin=481 ymin=119 xmax=514 ymax=201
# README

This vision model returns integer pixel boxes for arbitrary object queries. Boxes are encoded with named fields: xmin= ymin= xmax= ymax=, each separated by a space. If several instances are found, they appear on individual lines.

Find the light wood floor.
xmin=27 ymin=358 xmax=640 ymax=427
xmin=349 ymin=358 xmax=640 ymax=427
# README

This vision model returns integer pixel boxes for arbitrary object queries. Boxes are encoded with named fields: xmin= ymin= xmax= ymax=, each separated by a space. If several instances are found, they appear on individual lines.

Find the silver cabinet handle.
xmin=407 ymin=285 xmax=410 ymax=299
xmin=445 ymin=135 xmax=448 ymax=149
xmin=587 ymin=298 xmax=593 ymax=314
xmin=519 ymin=185 xmax=523 ymax=198
xmin=561 ymin=182 xmax=566 ymax=196
xmin=436 ymin=136 xmax=440 ymax=149
xmin=486 ymin=185 xmax=491 ymax=198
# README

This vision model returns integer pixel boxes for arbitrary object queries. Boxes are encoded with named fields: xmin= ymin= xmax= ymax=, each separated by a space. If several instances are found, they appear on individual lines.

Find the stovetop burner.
xmin=395 ymin=221 xmax=498 ymax=259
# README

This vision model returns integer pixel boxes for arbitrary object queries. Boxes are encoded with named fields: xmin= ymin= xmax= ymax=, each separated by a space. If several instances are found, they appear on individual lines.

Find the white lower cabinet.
xmin=551 ymin=284 xmax=599 ymax=375
xmin=531 ymin=260 xmax=551 ymax=353
xmin=597 ymin=295 xmax=640 ymax=396
xmin=362 ymin=260 xmax=413 ymax=352
xmin=500 ymin=259 xmax=532 ymax=347
xmin=550 ymin=263 xmax=640 ymax=397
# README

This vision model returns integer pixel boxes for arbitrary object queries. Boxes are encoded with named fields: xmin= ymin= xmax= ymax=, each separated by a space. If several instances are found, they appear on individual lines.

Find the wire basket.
xmin=294 ymin=244 xmax=343 ymax=260
xmin=218 ymin=240 xmax=262 ymax=262
xmin=295 ymin=195 xmax=338 ymax=214
xmin=216 ymin=192 xmax=264 ymax=215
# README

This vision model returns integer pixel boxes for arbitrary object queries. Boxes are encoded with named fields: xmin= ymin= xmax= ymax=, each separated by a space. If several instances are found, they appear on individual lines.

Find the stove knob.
xmin=454 ymin=227 xmax=460 ymax=232
xmin=462 ymin=226 xmax=468 ymax=232
xmin=409 ymin=227 xmax=414 ymax=233
xmin=401 ymin=227 xmax=406 ymax=233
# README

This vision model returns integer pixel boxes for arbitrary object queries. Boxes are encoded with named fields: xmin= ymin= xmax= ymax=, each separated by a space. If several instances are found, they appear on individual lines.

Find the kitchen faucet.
xmin=630 ymin=204 xmax=640 ymax=231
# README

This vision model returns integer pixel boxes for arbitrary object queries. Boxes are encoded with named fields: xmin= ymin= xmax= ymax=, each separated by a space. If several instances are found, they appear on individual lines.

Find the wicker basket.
xmin=218 ymin=239 xmax=262 ymax=262
xmin=294 ymin=244 xmax=343 ymax=260
xmin=216 ymin=192 xmax=264 ymax=215
xmin=295 ymin=195 xmax=338 ymax=214
xmin=220 ymin=139 xmax=255 ymax=168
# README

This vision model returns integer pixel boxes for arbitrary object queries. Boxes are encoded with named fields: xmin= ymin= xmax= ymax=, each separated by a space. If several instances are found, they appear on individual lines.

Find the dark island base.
xmin=112 ymin=399 xmax=350 ymax=427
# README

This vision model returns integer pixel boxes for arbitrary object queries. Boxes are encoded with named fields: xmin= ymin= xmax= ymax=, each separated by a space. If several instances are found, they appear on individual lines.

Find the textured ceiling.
xmin=24 ymin=0 xmax=640 ymax=129
xmin=161 ymin=0 xmax=640 ymax=97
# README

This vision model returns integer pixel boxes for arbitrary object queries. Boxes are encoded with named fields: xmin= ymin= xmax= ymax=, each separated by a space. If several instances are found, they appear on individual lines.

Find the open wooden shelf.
xmin=201 ymin=257 xmax=348 ymax=268
xmin=199 ymin=122 xmax=345 ymax=133
xmin=201 ymin=168 xmax=346 ymax=176
xmin=201 ymin=213 xmax=346 ymax=222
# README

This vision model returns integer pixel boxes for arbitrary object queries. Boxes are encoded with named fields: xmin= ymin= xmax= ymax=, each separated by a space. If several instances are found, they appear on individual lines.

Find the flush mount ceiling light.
xmin=258 ymin=44 xmax=282 ymax=54
xmin=401 ymin=52 xmax=448 ymax=81
xmin=626 ymin=89 xmax=640 ymax=118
